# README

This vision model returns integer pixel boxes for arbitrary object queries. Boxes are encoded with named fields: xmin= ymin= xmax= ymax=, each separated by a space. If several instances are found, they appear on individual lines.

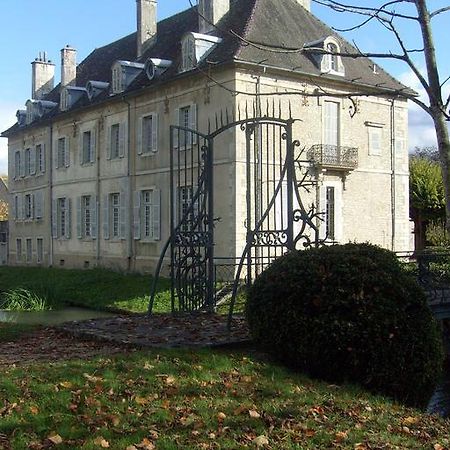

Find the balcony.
xmin=307 ymin=144 xmax=358 ymax=171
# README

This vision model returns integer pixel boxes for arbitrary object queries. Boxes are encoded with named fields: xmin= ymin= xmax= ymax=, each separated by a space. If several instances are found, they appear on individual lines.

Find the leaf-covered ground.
xmin=0 ymin=346 xmax=449 ymax=450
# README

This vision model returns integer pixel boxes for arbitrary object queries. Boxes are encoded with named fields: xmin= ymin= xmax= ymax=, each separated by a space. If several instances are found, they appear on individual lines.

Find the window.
xmin=320 ymin=182 xmax=342 ymax=242
xmin=56 ymin=197 xmax=70 ymax=238
xmin=26 ymin=238 xmax=32 ymax=263
xmin=37 ymin=238 xmax=43 ymax=264
xmin=24 ymin=148 xmax=31 ymax=176
xmin=177 ymin=186 xmax=196 ymax=232
xmin=140 ymin=114 xmax=158 ymax=154
xmin=24 ymin=194 xmax=33 ymax=220
xmin=327 ymin=43 xmax=339 ymax=72
xmin=177 ymin=105 xmax=197 ymax=148
xmin=36 ymin=144 xmax=45 ymax=173
xmin=368 ymin=126 xmax=382 ymax=156
xmin=14 ymin=195 xmax=19 ymax=220
xmin=82 ymin=131 xmax=93 ymax=164
xmin=325 ymin=186 xmax=336 ymax=240
xmin=14 ymin=151 xmax=21 ymax=179
xmin=16 ymin=239 xmax=22 ymax=262
xmin=110 ymin=124 xmax=121 ymax=159
xmin=57 ymin=137 xmax=68 ymax=168
xmin=137 ymin=189 xmax=160 ymax=240
xmin=324 ymin=101 xmax=340 ymax=148
xmin=82 ymin=195 xmax=92 ymax=238
xmin=181 ymin=35 xmax=196 ymax=71
xmin=112 ymin=65 xmax=123 ymax=94
xmin=110 ymin=193 xmax=121 ymax=238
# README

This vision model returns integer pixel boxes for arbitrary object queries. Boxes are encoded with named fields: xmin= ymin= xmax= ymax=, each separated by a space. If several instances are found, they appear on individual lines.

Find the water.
xmin=0 ymin=307 xmax=115 ymax=325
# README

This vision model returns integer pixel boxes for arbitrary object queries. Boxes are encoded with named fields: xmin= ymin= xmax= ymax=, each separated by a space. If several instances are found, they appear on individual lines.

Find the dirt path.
xmin=0 ymin=328 xmax=130 ymax=367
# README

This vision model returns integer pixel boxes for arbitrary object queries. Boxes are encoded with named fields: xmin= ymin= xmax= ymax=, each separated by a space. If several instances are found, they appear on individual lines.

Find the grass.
xmin=0 ymin=267 xmax=171 ymax=314
xmin=0 ymin=348 xmax=448 ymax=449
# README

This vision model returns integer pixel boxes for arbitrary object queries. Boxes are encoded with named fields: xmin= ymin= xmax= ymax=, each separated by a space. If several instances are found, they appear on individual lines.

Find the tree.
xmin=309 ymin=1 xmax=450 ymax=231
xmin=409 ymin=153 xmax=445 ymax=249
xmin=196 ymin=0 xmax=449 ymax=229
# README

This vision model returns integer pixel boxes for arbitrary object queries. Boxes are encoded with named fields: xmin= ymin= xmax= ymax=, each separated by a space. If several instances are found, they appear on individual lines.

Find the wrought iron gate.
xmin=149 ymin=105 xmax=326 ymax=316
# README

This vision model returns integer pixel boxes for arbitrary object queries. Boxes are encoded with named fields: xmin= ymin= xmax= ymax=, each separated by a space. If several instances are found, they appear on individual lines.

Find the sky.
xmin=0 ymin=0 xmax=448 ymax=175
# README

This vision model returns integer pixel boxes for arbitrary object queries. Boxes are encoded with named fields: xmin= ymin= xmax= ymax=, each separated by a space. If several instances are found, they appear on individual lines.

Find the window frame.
xmin=110 ymin=192 xmax=121 ymax=239
xmin=36 ymin=237 xmax=44 ymax=264
xmin=16 ymin=238 xmax=22 ymax=262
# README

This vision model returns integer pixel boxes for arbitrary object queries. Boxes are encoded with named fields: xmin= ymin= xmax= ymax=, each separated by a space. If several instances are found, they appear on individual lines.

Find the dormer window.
xmin=180 ymin=33 xmax=222 ymax=73
xmin=111 ymin=61 xmax=144 ymax=94
xmin=60 ymin=87 xmax=87 ymax=112
xmin=304 ymin=36 xmax=345 ymax=77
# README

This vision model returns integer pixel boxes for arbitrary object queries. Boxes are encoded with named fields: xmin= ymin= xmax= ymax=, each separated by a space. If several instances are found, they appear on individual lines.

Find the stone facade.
xmin=2 ymin=0 xmax=412 ymax=272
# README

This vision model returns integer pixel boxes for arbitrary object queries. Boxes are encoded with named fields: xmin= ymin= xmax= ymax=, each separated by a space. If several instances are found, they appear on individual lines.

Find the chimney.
xmin=296 ymin=0 xmax=311 ymax=11
xmin=198 ymin=0 xmax=230 ymax=34
xmin=31 ymin=52 xmax=55 ymax=100
xmin=61 ymin=45 xmax=77 ymax=88
xmin=137 ymin=0 xmax=157 ymax=58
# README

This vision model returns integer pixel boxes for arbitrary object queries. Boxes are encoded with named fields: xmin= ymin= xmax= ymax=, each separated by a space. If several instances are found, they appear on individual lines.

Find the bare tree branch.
xmin=430 ymin=6 xmax=450 ymax=18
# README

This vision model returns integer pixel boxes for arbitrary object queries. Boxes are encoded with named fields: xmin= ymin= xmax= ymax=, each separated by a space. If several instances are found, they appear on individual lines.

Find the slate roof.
xmin=2 ymin=0 xmax=410 ymax=137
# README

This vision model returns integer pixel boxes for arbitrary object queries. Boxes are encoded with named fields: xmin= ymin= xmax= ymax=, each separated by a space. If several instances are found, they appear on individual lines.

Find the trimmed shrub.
xmin=246 ymin=243 xmax=444 ymax=407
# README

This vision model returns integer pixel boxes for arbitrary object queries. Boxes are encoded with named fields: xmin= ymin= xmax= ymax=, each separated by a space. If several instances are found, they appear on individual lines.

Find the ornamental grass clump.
xmin=246 ymin=243 xmax=444 ymax=408
xmin=0 ymin=288 xmax=51 ymax=311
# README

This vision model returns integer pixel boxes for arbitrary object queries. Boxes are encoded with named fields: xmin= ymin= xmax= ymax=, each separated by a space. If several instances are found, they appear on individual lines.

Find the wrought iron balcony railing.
xmin=307 ymin=144 xmax=358 ymax=170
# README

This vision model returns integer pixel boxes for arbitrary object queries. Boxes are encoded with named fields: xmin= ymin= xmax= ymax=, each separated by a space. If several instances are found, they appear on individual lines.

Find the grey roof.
xmin=2 ymin=0 xmax=410 ymax=137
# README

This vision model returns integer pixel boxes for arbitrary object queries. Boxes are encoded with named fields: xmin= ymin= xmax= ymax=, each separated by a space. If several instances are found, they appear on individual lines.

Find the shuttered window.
xmin=139 ymin=114 xmax=158 ymax=155
xmin=324 ymin=101 xmax=340 ymax=147
xmin=110 ymin=193 xmax=121 ymax=239
xmin=36 ymin=238 xmax=43 ymax=264
xmin=110 ymin=124 xmax=120 ymax=159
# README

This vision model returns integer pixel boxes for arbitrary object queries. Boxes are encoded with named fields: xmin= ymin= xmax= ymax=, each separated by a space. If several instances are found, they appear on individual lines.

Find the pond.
xmin=0 ymin=307 xmax=116 ymax=326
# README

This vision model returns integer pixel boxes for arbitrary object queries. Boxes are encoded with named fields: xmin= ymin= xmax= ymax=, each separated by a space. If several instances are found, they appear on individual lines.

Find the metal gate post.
xmin=285 ymin=119 xmax=295 ymax=251
xmin=169 ymin=125 xmax=176 ymax=312
xmin=206 ymin=137 xmax=215 ymax=311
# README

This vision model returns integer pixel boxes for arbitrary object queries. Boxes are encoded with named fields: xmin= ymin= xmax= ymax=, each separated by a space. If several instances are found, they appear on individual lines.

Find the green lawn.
xmin=0 ymin=267 xmax=171 ymax=313
xmin=0 ymin=348 xmax=448 ymax=449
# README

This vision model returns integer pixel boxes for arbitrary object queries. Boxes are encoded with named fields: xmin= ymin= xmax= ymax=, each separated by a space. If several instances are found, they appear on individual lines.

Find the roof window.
xmin=111 ymin=61 xmax=144 ymax=94
xmin=304 ymin=36 xmax=345 ymax=76
xmin=180 ymin=32 xmax=222 ymax=73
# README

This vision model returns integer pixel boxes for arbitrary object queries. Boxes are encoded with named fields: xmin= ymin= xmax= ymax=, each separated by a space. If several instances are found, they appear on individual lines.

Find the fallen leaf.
xmin=253 ymin=435 xmax=269 ymax=447
xmin=335 ymin=431 xmax=348 ymax=442
xmin=48 ymin=434 xmax=63 ymax=445
xmin=249 ymin=409 xmax=261 ymax=418
xmin=434 ymin=445 xmax=445 ymax=450
xmin=217 ymin=412 xmax=227 ymax=421
xmin=94 ymin=437 xmax=110 ymax=448
xmin=165 ymin=376 xmax=176 ymax=385
xmin=136 ymin=438 xmax=155 ymax=449
xmin=402 ymin=416 xmax=419 ymax=426
xmin=59 ymin=381 xmax=73 ymax=389
xmin=29 ymin=405 xmax=39 ymax=415
xmin=135 ymin=396 xmax=148 ymax=405
xmin=126 ymin=447 xmax=137 ymax=450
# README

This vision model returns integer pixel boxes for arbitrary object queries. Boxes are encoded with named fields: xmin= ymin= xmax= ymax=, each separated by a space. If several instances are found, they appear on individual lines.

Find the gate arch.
xmin=149 ymin=107 xmax=328 ymax=319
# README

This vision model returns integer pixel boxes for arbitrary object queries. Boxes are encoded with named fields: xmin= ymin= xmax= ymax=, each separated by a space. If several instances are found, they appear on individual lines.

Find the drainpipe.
xmin=390 ymin=99 xmax=396 ymax=251
xmin=49 ymin=124 xmax=54 ymax=267
xmin=122 ymin=96 xmax=133 ymax=271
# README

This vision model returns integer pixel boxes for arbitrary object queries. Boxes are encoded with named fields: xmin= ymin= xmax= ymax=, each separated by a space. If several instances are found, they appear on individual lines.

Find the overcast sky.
xmin=0 ymin=0 xmax=448 ymax=175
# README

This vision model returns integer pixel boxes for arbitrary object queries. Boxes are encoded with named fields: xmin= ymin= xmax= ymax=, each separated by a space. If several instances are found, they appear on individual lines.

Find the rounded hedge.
xmin=246 ymin=243 xmax=444 ymax=407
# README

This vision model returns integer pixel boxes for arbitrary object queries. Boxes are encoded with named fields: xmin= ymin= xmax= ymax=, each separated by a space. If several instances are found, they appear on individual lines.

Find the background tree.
xmin=409 ymin=150 xmax=445 ymax=249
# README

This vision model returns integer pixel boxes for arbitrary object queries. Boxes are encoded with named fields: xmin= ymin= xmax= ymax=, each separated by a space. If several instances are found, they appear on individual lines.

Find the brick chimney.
xmin=137 ymin=0 xmax=157 ymax=58
xmin=296 ymin=0 xmax=311 ymax=11
xmin=198 ymin=0 xmax=230 ymax=34
xmin=60 ymin=45 xmax=77 ymax=88
xmin=31 ymin=52 xmax=55 ymax=100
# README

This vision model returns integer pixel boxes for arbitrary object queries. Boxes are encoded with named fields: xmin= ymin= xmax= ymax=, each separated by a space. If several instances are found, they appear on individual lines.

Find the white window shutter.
xmin=52 ymin=199 xmax=58 ymax=238
xmin=119 ymin=121 xmax=127 ymax=158
xmin=76 ymin=196 xmax=82 ymax=239
xmin=31 ymin=193 xmax=35 ymax=219
xmin=103 ymin=195 xmax=110 ymax=240
xmin=79 ymin=132 xmax=84 ymax=165
xmin=30 ymin=148 xmax=36 ymax=175
xmin=92 ymin=196 xmax=98 ymax=239
xmin=35 ymin=191 xmax=43 ymax=219
xmin=152 ymin=113 xmax=158 ymax=153
xmin=20 ymin=151 xmax=25 ymax=177
xmin=91 ymin=129 xmax=97 ymax=163
xmin=107 ymin=126 xmax=112 ymax=160
xmin=152 ymin=189 xmax=161 ymax=241
xmin=190 ymin=104 xmax=197 ymax=144
xmin=66 ymin=198 xmax=72 ymax=239
xmin=65 ymin=138 xmax=70 ymax=167
xmin=120 ymin=190 xmax=127 ymax=239
xmin=41 ymin=144 xmax=46 ymax=173
xmin=133 ymin=191 xmax=141 ymax=240
xmin=137 ymin=117 xmax=143 ymax=155
xmin=54 ymin=140 xmax=59 ymax=169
